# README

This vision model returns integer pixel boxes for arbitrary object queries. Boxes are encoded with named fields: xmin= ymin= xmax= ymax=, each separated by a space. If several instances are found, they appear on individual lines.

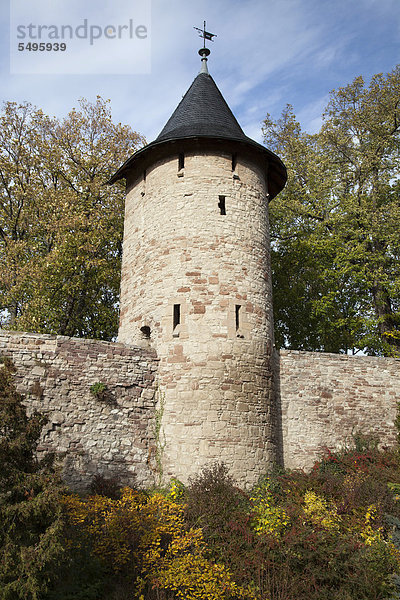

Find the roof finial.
xmin=194 ymin=21 xmax=216 ymax=74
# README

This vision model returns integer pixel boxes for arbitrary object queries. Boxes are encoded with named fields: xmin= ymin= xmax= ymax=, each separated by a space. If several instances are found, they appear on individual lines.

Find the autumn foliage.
xmin=2 ymin=366 xmax=400 ymax=600
xmin=48 ymin=452 xmax=400 ymax=600
xmin=3 ymin=355 xmax=399 ymax=599
xmin=62 ymin=487 xmax=255 ymax=600
xmin=0 ymin=97 xmax=144 ymax=340
xmin=265 ymin=66 xmax=400 ymax=356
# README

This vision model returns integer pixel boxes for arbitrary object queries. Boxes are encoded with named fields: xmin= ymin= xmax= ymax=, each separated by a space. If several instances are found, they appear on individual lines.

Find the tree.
xmin=0 ymin=358 xmax=65 ymax=599
xmin=264 ymin=66 xmax=400 ymax=355
xmin=0 ymin=97 xmax=144 ymax=340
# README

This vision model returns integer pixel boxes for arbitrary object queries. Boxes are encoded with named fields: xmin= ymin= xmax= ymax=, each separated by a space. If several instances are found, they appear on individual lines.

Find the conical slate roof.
xmin=156 ymin=72 xmax=247 ymax=143
xmin=110 ymin=65 xmax=287 ymax=199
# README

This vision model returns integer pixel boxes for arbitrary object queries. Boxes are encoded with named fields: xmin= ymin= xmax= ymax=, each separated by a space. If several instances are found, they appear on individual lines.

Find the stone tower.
xmin=110 ymin=46 xmax=287 ymax=486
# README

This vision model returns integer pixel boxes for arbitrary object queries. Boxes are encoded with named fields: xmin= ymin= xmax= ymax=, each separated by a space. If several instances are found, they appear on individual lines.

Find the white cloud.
xmin=0 ymin=0 xmax=399 ymax=144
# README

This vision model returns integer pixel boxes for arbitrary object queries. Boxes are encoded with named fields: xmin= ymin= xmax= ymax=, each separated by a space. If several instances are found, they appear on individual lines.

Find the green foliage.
xmin=44 ymin=544 xmax=107 ymax=600
xmin=89 ymin=382 xmax=116 ymax=405
xmin=25 ymin=445 xmax=400 ymax=600
xmin=182 ymin=455 xmax=400 ymax=600
xmin=89 ymin=381 xmax=107 ymax=398
xmin=265 ymin=65 xmax=400 ymax=355
xmin=152 ymin=388 xmax=166 ymax=487
xmin=184 ymin=463 xmax=265 ymax=591
xmin=250 ymin=477 xmax=290 ymax=538
xmin=167 ymin=477 xmax=185 ymax=503
xmin=0 ymin=97 xmax=144 ymax=340
xmin=61 ymin=487 xmax=255 ymax=600
xmin=0 ymin=358 xmax=66 ymax=599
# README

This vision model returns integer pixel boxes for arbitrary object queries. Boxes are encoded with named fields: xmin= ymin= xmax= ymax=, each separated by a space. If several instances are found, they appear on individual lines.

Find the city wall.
xmin=1 ymin=331 xmax=399 ymax=488
xmin=278 ymin=350 xmax=400 ymax=470
xmin=0 ymin=331 xmax=159 ymax=490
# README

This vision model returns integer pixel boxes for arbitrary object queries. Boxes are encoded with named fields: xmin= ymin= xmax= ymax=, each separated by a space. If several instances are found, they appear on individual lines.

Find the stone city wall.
xmin=278 ymin=350 xmax=400 ymax=471
xmin=0 ymin=330 xmax=159 ymax=490
xmin=1 ymin=331 xmax=399 ymax=488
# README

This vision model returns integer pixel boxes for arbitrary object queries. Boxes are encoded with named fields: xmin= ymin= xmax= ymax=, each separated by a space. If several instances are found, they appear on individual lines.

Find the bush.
xmin=184 ymin=463 xmax=267 ymax=591
xmin=89 ymin=473 xmax=123 ymax=499
xmin=0 ymin=358 xmax=66 ymax=600
xmin=250 ymin=445 xmax=400 ymax=600
xmin=62 ymin=486 xmax=255 ymax=600
xmin=28 ymin=445 xmax=400 ymax=600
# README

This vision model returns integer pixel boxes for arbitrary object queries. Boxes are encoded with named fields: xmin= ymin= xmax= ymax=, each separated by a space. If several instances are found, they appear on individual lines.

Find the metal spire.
xmin=194 ymin=21 xmax=216 ymax=74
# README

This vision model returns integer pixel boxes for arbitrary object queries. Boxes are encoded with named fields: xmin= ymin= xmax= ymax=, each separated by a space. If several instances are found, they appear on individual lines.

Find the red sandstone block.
xmin=193 ymin=305 xmax=206 ymax=314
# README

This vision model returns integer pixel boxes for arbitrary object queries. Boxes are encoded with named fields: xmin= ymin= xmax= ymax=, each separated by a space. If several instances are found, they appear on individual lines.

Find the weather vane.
xmin=194 ymin=21 xmax=217 ymax=49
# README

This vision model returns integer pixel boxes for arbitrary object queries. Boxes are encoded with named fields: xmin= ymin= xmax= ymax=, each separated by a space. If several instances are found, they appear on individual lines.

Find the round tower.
xmin=110 ymin=48 xmax=287 ymax=486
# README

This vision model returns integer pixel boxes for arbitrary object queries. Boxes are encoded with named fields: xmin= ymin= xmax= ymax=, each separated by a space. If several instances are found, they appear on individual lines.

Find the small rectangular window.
xmin=173 ymin=304 xmax=181 ymax=330
xmin=178 ymin=153 xmax=185 ymax=170
xmin=235 ymin=305 xmax=241 ymax=331
xmin=231 ymin=154 xmax=237 ymax=171
xmin=143 ymin=169 xmax=147 ymax=181
xmin=218 ymin=195 xmax=226 ymax=215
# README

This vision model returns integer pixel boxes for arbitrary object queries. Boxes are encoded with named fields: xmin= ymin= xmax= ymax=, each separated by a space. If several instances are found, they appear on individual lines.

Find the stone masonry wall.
xmin=278 ymin=350 xmax=400 ymax=471
xmin=1 ymin=331 xmax=399 ymax=488
xmin=0 ymin=331 xmax=159 ymax=490
xmin=119 ymin=150 xmax=277 ymax=487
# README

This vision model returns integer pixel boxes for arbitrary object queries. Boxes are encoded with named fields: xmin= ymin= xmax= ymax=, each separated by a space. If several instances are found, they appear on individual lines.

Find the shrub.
xmin=89 ymin=382 xmax=106 ymax=397
xmin=251 ymin=445 xmax=400 ymax=600
xmin=250 ymin=476 xmax=290 ymax=538
xmin=62 ymin=486 xmax=255 ymax=600
xmin=90 ymin=474 xmax=123 ymax=499
xmin=0 ymin=358 xmax=66 ymax=600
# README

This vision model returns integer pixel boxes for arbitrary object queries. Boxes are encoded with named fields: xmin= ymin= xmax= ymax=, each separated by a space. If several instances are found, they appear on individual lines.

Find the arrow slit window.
xmin=173 ymin=304 xmax=181 ymax=337
xmin=235 ymin=305 xmax=241 ymax=331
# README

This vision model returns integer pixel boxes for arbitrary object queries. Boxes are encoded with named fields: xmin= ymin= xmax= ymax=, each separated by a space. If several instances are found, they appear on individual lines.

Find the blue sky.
xmin=1 ymin=0 xmax=399 ymax=145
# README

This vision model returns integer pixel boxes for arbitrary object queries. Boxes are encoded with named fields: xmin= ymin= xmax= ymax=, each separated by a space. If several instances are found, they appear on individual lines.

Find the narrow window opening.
xmin=141 ymin=170 xmax=147 ymax=196
xmin=173 ymin=304 xmax=181 ymax=330
xmin=178 ymin=153 xmax=185 ymax=170
xmin=140 ymin=325 xmax=151 ymax=339
xmin=235 ymin=305 xmax=241 ymax=331
xmin=218 ymin=195 xmax=226 ymax=215
xmin=231 ymin=153 xmax=237 ymax=171
xmin=235 ymin=304 xmax=244 ymax=339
